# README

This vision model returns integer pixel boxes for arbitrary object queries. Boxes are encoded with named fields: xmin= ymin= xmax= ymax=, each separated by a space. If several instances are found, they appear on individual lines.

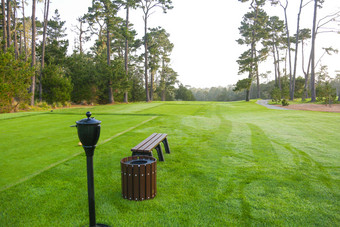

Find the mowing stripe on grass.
xmin=98 ymin=116 xmax=158 ymax=145
xmin=0 ymin=116 xmax=158 ymax=192
xmin=0 ymin=152 xmax=82 ymax=193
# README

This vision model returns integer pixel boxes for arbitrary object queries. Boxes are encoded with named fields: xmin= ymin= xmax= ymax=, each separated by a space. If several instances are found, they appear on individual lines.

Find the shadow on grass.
xmin=247 ymin=123 xmax=279 ymax=164
xmin=0 ymin=112 xmax=50 ymax=121
xmin=272 ymin=140 xmax=334 ymax=190
xmin=48 ymin=112 xmax=163 ymax=117
xmin=0 ymin=112 xmax=163 ymax=122
xmin=234 ymin=123 xmax=280 ymax=224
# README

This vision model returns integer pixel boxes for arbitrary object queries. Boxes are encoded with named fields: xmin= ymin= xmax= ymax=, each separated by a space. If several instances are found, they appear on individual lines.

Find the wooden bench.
xmin=131 ymin=133 xmax=171 ymax=161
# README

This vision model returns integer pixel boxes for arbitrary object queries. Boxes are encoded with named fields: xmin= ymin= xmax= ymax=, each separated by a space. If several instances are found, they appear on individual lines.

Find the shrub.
xmin=282 ymin=99 xmax=289 ymax=106
xmin=42 ymin=64 xmax=73 ymax=105
xmin=37 ymin=101 xmax=50 ymax=109
xmin=64 ymin=101 xmax=72 ymax=107
xmin=19 ymin=102 xmax=29 ymax=111
xmin=0 ymin=49 xmax=34 ymax=113
xmin=271 ymin=87 xmax=281 ymax=103
xmin=66 ymin=53 xmax=98 ymax=104
xmin=316 ymin=82 xmax=336 ymax=106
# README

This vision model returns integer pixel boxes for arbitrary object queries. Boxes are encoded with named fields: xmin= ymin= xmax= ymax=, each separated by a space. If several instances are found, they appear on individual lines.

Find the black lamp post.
xmin=75 ymin=112 xmax=109 ymax=227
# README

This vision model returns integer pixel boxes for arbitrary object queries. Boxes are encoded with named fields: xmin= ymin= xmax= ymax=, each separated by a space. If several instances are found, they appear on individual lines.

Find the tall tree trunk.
xmin=144 ymin=15 xmax=150 ymax=102
xmin=39 ymin=0 xmax=49 ymax=102
xmin=19 ymin=30 xmax=22 ymax=54
xmin=75 ymin=17 xmax=85 ymax=54
xmin=13 ymin=0 xmax=18 ymax=59
xmin=30 ymin=0 xmax=36 ymax=106
xmin=281 ymin=2 xmax=293 ymax=100
xmin=302 ymin=39 xmax=311 ymax=99
xmin=150 ymin=69 xmax=154 ymax=101
xmin=106 ymin=10 xmax=113 ymax=104
xmin=108 ymin=81 xmax=114 ymax=103
xmin=303 ymin=58 xmax=311 ymax=99
xmin=161 ymin=90 xmax=165 ymax=101
xmin=79 ymin=20 xmax=83 ymax=54
xmin=292 ymin=0 xmax=304 ymax=100
xmin=6 ymin=0 xmax=11 ymax=48
xmin=245 ymin=88 xmax=250 ymax=102
xmin=275 ymin=44 xmax=282 ymax=92
xmin=107 ymin=57 xmax=114 ymax=104
xmin=272 ymin=43 xmax=278 ymax=86
xmin=22 ymin=0 xmax=27 ymax=60
xmin=310 ymin=0 xmax=318 ymax=102
xmin=161 ymin=58 xmax=165 ymax=101
xmin=246 ymin=1 xmax=259 ymax=102
xmin=255 ymin=51 xmax=260 ymax=99
xmin=1 ymin=0 xmax=7 ymax=51
xmin=124 ymin=3 xmax=129 ymax=103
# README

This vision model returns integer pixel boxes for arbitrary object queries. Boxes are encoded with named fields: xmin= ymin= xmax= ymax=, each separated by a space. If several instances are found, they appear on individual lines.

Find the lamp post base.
xmin=84 ymin=224 xmax=110 ymax=227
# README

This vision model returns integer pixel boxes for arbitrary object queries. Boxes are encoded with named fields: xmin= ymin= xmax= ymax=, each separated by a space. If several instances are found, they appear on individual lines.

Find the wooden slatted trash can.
xmin=120 ymin=156 xmax=157 ymax=201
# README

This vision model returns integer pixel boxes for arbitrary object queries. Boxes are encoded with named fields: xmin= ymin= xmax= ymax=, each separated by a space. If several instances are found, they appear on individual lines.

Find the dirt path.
xmin=256 ymin=100 xmax=288 ymax=110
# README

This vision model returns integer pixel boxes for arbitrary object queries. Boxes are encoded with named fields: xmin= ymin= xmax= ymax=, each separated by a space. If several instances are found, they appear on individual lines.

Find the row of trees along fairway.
xmin=0 ymin=0 xmax=179 ymax=113
xmin=235 ymin=0 xmax=340 ymax=102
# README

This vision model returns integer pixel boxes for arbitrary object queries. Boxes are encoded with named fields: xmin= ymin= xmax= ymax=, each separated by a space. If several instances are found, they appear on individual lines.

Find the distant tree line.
xmin=0 ymin=0 xmax=182 ymax=113
xmin=191 ymin=72 xmax=340 ymax=102
xmin=190 ymin=83 xmax=275 ymax=101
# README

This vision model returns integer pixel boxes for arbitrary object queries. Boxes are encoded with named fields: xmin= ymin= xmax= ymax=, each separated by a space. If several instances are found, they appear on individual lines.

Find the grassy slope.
xmin=0 ymin=101 xmax=339 ymax=226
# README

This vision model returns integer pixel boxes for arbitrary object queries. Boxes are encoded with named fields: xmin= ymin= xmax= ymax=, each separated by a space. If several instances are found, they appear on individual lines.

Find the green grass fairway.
xmin=0 ymin=101 xmax=339 ymax=226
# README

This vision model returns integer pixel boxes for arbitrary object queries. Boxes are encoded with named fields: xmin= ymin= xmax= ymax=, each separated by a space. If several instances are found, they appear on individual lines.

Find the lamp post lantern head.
xmin=76 ymin=111 xmax=101 ymax=157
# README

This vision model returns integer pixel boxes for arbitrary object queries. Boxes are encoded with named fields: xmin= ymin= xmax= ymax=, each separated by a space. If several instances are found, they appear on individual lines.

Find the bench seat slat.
xmin=140 ymin=134 xmax=167 ymax=152
xmin=132 ymin=133 xmax=161 ymax=152
xmin=131 ymin=133 xmax=158 ymax=151
xmin=139 ymin=134 xmax=166 ymax=152
xmin=138 ymin=133 xmax=166 ymax=152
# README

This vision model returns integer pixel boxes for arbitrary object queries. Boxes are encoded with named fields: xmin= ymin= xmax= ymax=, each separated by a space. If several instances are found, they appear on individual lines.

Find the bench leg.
xmin=155 ymin=144 xmax=164 ymax=161
xmin=162 ymin=138 xmax=171 ymax=154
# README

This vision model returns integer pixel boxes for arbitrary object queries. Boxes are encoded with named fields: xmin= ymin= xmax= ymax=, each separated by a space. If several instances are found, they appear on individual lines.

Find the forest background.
xmin=1 ymin=0 xmax=340 ymax=113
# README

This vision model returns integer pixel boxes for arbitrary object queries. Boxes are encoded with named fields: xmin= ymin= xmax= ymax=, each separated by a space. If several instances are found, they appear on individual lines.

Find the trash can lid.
xmin=127 ymin=159 xmax=155 ymax=165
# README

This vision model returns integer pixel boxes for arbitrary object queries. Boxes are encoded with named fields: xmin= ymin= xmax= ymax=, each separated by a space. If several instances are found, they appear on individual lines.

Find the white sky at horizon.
xmin=27 ymin=0 xmax=340 ymax=88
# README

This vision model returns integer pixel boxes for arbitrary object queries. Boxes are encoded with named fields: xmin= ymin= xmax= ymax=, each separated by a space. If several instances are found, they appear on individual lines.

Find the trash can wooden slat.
xmin=128 ymin=165 xmax=133 ymax=200
xmin=140 ymin=164 xmax=146 ymax=199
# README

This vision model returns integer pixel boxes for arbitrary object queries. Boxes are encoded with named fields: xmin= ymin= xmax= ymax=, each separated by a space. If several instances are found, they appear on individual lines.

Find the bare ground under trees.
xmin=275 ymin=103 xmax=340 ymax=113
xmin=258 ymin=99 xmax=340 ymax=113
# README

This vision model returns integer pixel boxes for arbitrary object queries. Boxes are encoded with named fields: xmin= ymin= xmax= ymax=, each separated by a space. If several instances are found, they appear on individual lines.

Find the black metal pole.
xmin=86 ymin=155 xmax=96 ymax=227
xmin=75 ymin=113 xmax=109 ymax=227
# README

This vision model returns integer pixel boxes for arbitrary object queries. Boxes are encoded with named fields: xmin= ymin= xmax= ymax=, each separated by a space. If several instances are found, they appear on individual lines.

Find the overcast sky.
xmin=29 ymin=0 xmax=340 ymax=88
